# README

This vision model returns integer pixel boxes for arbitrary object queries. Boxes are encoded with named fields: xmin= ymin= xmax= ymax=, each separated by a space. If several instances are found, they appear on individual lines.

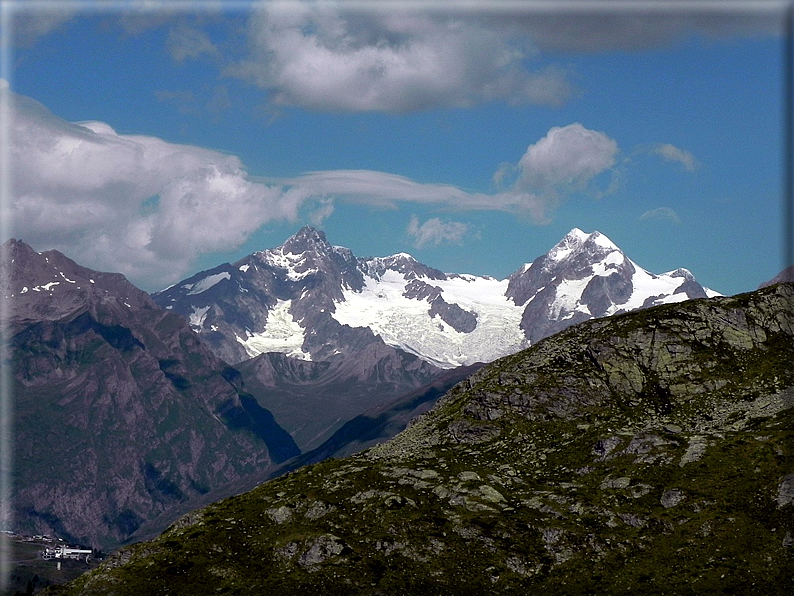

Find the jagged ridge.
xmin=152 ymin=226 xmax=716 ymax=369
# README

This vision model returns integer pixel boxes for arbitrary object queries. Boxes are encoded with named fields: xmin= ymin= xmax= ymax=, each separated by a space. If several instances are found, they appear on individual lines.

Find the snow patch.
xmin=187 ymin=272 xmax=231 ymax=295
xmin=236 ymin=300 xmax=312 ymax=361
xmin=263 ymin=248 xmax=318 ymax=281
xmin=32 ymin=281 xmax=59 ymax=292
xmin=239 ymin=264 xmax=250 ymax=273
xmin=548 ymin=228 xmax=589 ymax=262
xmin=590 ymin=231 xmax=619 ymax=250
xmin=189 ymin=305 xmax=211 ymax=328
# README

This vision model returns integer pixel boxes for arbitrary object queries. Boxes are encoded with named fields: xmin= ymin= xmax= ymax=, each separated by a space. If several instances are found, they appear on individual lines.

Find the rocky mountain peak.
xmin=667 ymin=267 xmax=696 ymax=280
xmin=546 ymin=227 xmax=590 ymax=261
xmin=153 ymin=227 xmax=714 ymax=369
xmin=362 ymin=252 xmax=447 ymax=281
xmin=2 ymin=238 xmax=156 ymax=322
xmin=280 ymin=226 xmax=331 ymax=256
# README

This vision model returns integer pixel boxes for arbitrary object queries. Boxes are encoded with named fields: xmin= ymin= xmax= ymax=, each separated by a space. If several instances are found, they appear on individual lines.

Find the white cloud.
xmin=511 ymin=123 xmax=619 ymax=218
xmin=7 ymin=90 xmax=305 ymax=289
xmin=227 ymin=2 xmax=571 ymax=112
xmin=640 ymin=207 xmax=682 ymax=224
xmin=406 ymin=216 xmax=470 ymax=249
xmin=653 ymin=143 xmax=698 ymax=171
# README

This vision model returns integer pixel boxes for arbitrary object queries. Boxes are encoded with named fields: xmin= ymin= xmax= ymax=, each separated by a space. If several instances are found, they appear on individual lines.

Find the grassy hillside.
xmin=49 ymin=284 xmax=794 ymax=594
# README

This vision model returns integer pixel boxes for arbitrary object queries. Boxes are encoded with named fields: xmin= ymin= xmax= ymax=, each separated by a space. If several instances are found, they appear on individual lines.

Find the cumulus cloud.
xmin=6 ymin=90 xmax=304 ymax=289
xmin=511 ymin=123 xmax=619 ymax=218
xmin=653 ymin=143 xmax=699 ymax=171
xmin=406 ymin=216 xmax=470 ymax=249
xmin=227 ymin=2 xmax=571 ymax=112
xmin=640 ymin=207 xmax=682 ymax=224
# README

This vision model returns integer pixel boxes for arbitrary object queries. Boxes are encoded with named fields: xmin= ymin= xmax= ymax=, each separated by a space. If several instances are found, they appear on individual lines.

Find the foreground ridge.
xmin=54 ymin=284 xmax=794 ymax=595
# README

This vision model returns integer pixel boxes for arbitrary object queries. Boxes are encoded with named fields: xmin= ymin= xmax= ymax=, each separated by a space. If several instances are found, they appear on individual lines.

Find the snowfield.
xmin=236 ymin=299 xmax=312 ymax=361
xmin=185 ymin=272 xmax=231 ymax=295
xmin=332 ymin=270 xmax=527 ymax=368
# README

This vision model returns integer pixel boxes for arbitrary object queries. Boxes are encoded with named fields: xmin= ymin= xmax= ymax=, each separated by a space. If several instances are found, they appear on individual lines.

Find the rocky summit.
xmin=52 ymin=283 xmax=794 ymax=594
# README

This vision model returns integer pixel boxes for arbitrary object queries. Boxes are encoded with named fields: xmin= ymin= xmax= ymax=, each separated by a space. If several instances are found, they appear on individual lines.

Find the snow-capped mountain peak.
xmin=280 ymin=225 xmax=331 ymax=255
xmin=547 ymin=227 xmax=590 ymax=261
xmin=505 ymin=228 xmax=717 ymax=344
xmin=152 ymin=227 xmax=718 ymax=369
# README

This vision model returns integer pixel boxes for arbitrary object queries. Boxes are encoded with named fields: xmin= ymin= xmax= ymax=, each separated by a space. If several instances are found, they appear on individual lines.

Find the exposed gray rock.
xmin=660 ymin=489 xmax=686 ymax=509
xmin=600 ymin=477 xmax=631 ymax=490
xmin=776 ymin=474 xmax=794 ymax=507
xmin=267 ymin=506 xmax=293 ymax=524
xmin=679 ymin=436 xmax=709 ymax=466
xmin=429 ymin=296 xmax=478 ymax=333
xmin=298 ymin=534 xmax=348 ymax=569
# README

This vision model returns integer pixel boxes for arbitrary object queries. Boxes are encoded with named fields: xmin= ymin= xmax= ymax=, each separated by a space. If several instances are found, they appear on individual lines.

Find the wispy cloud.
xmin=166 ymin=22 xmax=219 ymax=62
xmin=640 ymin=207 xmax=682 ymax=224
xmin=9 ymin=5 xmax=78 ymax=47
xmin=406 ymin=216 xmax=470 ymax=249
xmin=277 ymin=123 xmax=620 ymax=224
xmin=653 ymin=143 xmax=699 ymax=171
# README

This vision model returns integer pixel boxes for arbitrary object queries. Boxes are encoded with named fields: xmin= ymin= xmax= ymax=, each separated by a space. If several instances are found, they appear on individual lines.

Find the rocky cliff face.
xmin=56 ymin=283 xmax=794 ymax=594
xmin=2 ymin=240 xmax=298 ymax=550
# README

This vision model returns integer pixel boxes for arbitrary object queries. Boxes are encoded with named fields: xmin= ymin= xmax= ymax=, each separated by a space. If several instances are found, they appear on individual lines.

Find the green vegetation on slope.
xmin=49 ymin=284 xmax=794 ymax=595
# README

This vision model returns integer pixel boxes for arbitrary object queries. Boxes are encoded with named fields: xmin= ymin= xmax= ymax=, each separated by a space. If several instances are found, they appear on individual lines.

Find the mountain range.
xmin=152 ymin=226 xmax=717 ymax=451
xmin=50 ymin=281 xmax=794 ymax=594
xmin=153 ymin=226 xmax=718 ymax=369
xmin=2 ymin=227 xmax=718 ymax=555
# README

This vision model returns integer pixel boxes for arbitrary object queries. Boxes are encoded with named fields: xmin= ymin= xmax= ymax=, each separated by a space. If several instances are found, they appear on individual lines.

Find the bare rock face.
xmin=2 ymin=240 xmax=298 ymax=550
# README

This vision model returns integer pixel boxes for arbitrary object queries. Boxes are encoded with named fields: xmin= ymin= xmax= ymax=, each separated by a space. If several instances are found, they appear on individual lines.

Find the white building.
xmin=42 ymin=545 xmax=92 ymax=562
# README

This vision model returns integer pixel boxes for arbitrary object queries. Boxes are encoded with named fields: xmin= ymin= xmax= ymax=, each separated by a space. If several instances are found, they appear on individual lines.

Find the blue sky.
xmin=1 ymin=0 xmax=790 ymax=294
